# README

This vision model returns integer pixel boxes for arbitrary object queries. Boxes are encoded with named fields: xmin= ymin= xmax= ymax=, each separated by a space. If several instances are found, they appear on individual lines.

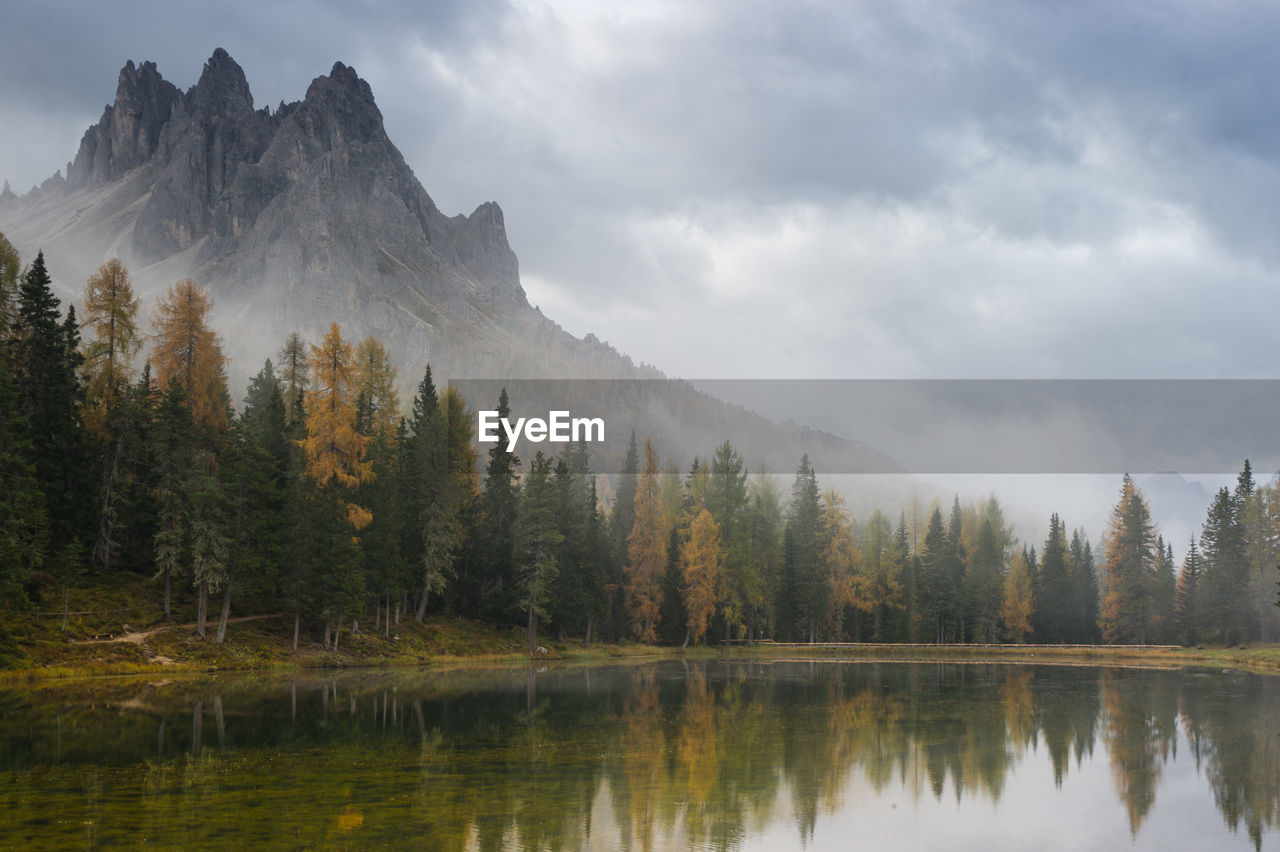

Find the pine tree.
xmin=11 ymin=251 xmax=91 ymax=548
xmin=966 ymin=516 xmax=1003 ymax=643
xmin=277 ymin=332 xmax=309 ymax=425
xmin=707 ymin=440 xmax=749 ymax=642
xmin=1151 ymin=538 xmax=1177 ymax=644
xmin=945 ymin=497 xmax=968 ymax=641
xmin=1068 ymin=528 xmax=1101 ymax=643
xmin=514 ymin=451 xmax=562 ymax=653
xmin=1175 ymin=536 xmax=1201 ymax=645
xmin=917 ymin=508 xmax=949 ymax=643
xmin=787 ymin=454 xmax=823 ymax=642
xmin=625 ymin=439 xmax=666 ymax=642
xmin=1200 ymin=485 xmax=1250 ymax=644
xmin=1035 ymin=515 xmax=1072 ymax=643
xmin=472 ymin=387 xmax=520 ymax=622
xmin=1100 ymin=474 xmax=1159 ymax=644
xmin=151 ymin=379 xmax=194 ymax=621
xmin=0 ymin=360 xmax=48 ymax=611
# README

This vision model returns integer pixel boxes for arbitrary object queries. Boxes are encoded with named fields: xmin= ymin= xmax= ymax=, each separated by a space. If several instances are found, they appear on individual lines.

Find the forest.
xmin=1 ymin=237 xmax=1278 ymax=655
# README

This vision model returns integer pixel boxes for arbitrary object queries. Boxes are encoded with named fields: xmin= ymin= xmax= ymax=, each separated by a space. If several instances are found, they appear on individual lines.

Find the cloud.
xmin=3 ymin=0 xmax=1280 ymax=381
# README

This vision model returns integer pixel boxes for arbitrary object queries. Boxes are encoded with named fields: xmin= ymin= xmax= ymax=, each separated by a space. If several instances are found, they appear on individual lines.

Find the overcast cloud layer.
xmin=2 ymin=0 xmax=1279 ymax=381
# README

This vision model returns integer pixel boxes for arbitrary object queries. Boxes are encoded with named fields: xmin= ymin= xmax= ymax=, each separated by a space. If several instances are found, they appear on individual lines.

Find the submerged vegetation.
xmin=4 ymin=662 xmax=1280 ymax=848
xmin=2 ymin=239 xmax=1279 ymax=674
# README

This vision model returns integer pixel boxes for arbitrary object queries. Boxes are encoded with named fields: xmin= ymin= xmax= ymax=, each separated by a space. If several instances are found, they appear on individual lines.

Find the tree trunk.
xmin=583 ymin=618 xmax=592 ymax=649
xmin=416 ymin=581 xmax=429 ymax=622
xmin=375 ymin=603 xmax=381 ymax=630
xmin=216 ymin=585 xmax=231 ymax=643
xmin=196 ymin=580 xmax=208 ymax=640
xmin=528 ymin=608 xmax=537 ymax=655
xmin=682 ymin=627 xmax=690 ymax=650
xmin=352 ymin=618 xmax=358 ymax=636
xmin=385 ymin=595 xmax=391 ymax=638
xmin=292 ymin=611 xmax=300 ymax=653
xmin=323 ymin=617 xmax=331 ymax=649
xmin=163 ymin=569 xmax=171 ymax=621
xmin=332 ymin=622 xmax=341 ymax=654
xmin=394 ymin=602 xmax=401 ymax=625
xmin=61 ymin=584 xmax=70 ymax=631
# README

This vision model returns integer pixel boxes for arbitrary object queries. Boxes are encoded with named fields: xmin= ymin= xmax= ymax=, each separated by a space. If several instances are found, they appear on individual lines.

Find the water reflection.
xmin=1 ymin=662 xmax=1278 ymax=850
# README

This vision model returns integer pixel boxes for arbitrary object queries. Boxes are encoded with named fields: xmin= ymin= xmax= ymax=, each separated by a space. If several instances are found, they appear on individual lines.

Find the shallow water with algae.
xmin=2 ymin=661 xmax=1278 ymax=850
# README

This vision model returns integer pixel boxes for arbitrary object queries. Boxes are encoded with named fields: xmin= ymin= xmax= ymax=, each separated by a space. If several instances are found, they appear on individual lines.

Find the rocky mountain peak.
xmin=67 ymin=56 xmax=181 ymax=187
xmin=188 ymin=47 xmax=255 ymax=118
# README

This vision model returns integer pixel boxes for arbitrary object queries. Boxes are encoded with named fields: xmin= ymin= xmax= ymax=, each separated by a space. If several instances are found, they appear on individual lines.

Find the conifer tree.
xmin=12 ymin=251 xmax=91 ymax=548
xmin=515 ymin=451 xmax=562 ymax=653
xmin=1035 ymin=515 xmax=1072 ymax=642
xmin=0 ymin=232 xmax=19 ymax=347
xmin=1001 ymin=548 xmax=1035 ymax=642
xmin=277 ymin=332 xmax=309 ymax=425
xmin=0 ymin=360 xmax=47 ymax=611
xmin=1200 ymin=485 xmax=1250 ymax=644
xmin=1100 ymin=474 xmax=1159 ymax=644
xmin=1175 ymin=536 xmax=1201 ymax=645
xmin=1068 ymin=529 xmax=1101 ymax=643
xmin=151 ymin=278 xmax=227 ymax=451
xmin=857 ymin=508 xmax=903 ymax=642
xmin=352 ymin=336 xmax=399 ymax=440
xmin=681 ymin=508 xmax=723 ymax=647
xmin=787 ymin=454 xmax=823 ymax=642
xmin=625 ymin=439 xmax=666 ymax=642
xmin=300 ymin=322 xmax=373 ymax=528
xmin=473 ymin=387 xmax=520 ymax=622
xmin=917 ymin=508 xmax=949 ymax=643
xmin=966 ymin=516 xmax=1003 ymax=643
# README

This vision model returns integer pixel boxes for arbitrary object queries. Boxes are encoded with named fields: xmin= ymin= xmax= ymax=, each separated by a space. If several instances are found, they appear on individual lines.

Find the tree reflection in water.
xmin=1 ymin=661 xmax=1279 ymax=850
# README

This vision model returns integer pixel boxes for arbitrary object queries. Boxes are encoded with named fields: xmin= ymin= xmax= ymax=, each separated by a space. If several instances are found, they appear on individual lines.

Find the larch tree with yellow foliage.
xmin=1001 ymin=548 xmax=1036 ymax=642
xmin=81 ymin=259 xmax=141 ymax=570
xmin=626 ymin=439 xmax=667 ymax=642
xmin=151 ymin=278 xmax=228 ymax=450
xmin=681 ymin=508 xmax=722 ymax=648
xmin=297 ymin=323 xmax=372 ymax=650
xmin=352 ymin=336 xmax=399 ymax=441
xmin=301 ymin=323 xmax=374 ymax=527
xmin=150 ymin=278 xmax=230 ymax=635
xmin=820 ymin=490 xmax=859 ymax=640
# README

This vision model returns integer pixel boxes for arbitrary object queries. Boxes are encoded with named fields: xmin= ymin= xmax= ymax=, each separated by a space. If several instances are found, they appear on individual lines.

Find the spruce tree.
xmin=514 ymin=451 xmax=561 ymax=653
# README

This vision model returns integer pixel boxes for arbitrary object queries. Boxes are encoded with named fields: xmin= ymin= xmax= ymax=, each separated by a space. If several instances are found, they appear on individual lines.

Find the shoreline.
xmin=5 ymin=615 xmax=1280 ymax=684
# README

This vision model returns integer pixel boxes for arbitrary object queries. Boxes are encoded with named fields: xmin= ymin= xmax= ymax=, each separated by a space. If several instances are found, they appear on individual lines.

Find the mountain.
xmin=0 ymin=49 xmax=893 ymax=476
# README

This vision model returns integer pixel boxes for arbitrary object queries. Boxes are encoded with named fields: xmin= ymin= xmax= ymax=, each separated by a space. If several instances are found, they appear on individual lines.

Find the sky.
xmin=3 ymin=0 xmax=1280 ymax=384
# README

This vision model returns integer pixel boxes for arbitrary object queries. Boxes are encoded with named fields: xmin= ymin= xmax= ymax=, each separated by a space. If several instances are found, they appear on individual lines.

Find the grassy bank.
xmin=5 ymin=574 xmax=1280 ymax=681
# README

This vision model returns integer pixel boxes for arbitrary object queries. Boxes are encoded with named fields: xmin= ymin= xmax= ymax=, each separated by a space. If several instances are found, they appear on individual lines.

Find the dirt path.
xmin=74 ymin=614 xmax=283 ymax=664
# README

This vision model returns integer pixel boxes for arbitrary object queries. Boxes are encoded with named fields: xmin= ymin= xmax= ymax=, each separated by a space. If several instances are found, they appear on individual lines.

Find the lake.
xmin=2 ymin=660 xmax=1278 ymax=850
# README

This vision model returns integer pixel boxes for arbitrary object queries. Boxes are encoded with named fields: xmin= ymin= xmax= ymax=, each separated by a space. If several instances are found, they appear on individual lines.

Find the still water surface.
xmin=2 ymin=660 xmax=1278 ymax=850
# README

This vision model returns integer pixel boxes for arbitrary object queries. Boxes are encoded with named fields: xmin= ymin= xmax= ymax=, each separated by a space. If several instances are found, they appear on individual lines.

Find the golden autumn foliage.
xmin=681 ymin=509 xmax=722 ymax=645
xmin=353 ymin=336 xmax=399 ymax=440
xmin=1001 ymin=548 xmax=1036 ymax=642
xmin=81 ymin=258 xmax=141 ymax=442
xmin=300 ymin=323 xmax=373 ymax=528
xmin=625 ymin=439 xmax=667 ymax=643
xmin=151 ymin=278 xmax=228 ymax=444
